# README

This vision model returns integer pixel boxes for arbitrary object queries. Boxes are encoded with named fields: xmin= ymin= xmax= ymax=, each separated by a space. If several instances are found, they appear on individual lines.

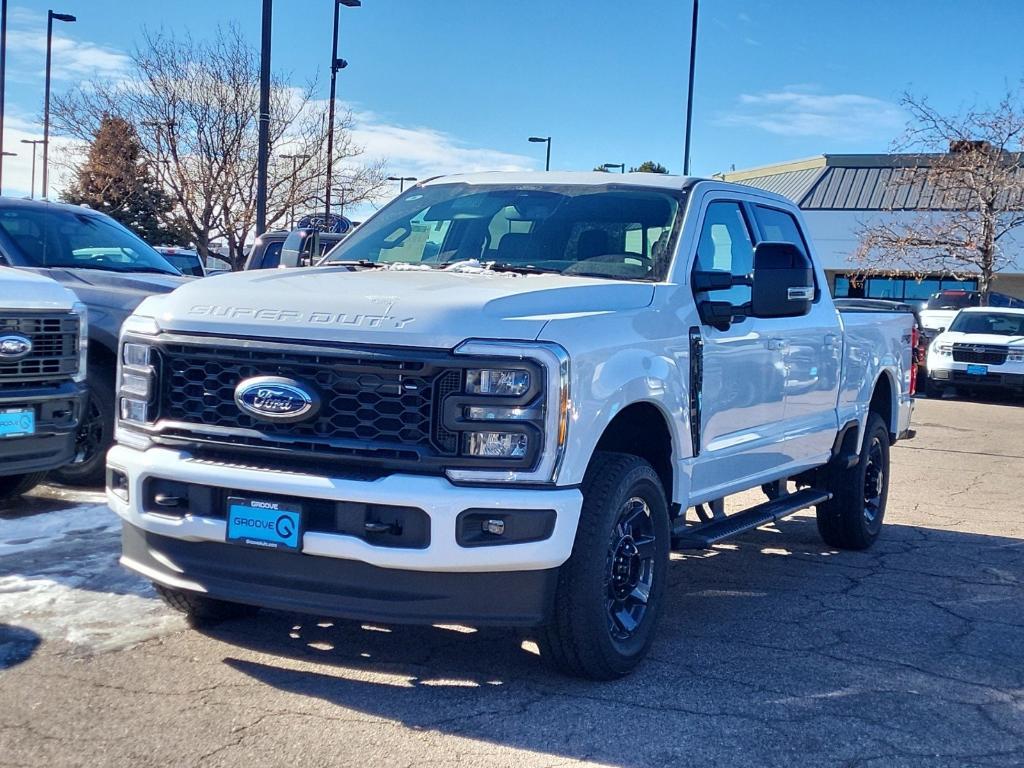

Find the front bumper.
xmin=0 ymin=381 xmax=84 ymax=476
xmin=929 ymin=364 xmax=1024 ymax=391
xmin=107 ymin=445 xmax=582 ymax=623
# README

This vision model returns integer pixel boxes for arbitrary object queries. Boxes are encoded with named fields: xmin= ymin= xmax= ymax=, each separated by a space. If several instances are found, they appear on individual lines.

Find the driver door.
xmin=687 ymin=197 xmax=789 ymax=500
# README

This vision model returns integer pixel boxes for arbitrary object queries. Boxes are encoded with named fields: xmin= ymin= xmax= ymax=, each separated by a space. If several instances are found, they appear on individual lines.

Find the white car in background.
xmin=927 ymin=307 xmax=1024 ymax=397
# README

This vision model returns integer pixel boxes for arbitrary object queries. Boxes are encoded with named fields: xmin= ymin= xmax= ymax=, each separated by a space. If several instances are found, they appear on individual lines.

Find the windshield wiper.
xmin=321 ymin=259 xmax=389 ymax=269
xmin=486 ymin=262 xmax=563 ymax=275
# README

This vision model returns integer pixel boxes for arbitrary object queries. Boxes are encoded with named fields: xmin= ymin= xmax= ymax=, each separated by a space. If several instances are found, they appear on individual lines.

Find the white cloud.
xmin=5 ymin=8 xmax=131 ymax=84
xmin=716 ymin=88 xmax=905 ymax=142
xmin=349 ymin=109 xmax=535 ymax=177
xmin=0 ymin=114 xmax=82 ymax=199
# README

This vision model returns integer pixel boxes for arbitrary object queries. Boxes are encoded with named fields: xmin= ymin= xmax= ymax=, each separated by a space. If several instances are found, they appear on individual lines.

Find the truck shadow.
xmin=0 ymin=624 xmax=40 ymax=669
xmin=201 ymin=516 xmax=1024 ymax=766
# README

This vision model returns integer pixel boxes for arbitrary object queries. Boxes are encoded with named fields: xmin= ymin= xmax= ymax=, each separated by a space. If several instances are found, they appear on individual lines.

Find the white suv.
xmin=927 ymin=306 xmax=1024 ymax=397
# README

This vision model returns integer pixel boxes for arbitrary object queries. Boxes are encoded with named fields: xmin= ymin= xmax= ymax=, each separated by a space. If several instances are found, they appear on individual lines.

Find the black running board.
xmin=671 ymin=487 xmax=832 ymax=550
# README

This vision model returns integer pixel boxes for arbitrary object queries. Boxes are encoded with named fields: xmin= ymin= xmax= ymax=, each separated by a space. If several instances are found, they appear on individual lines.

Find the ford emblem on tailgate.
xmin=234 ymin=376 xmax=320 ymax=423
xmin=0 ymin=334 xmax=32 ymax=360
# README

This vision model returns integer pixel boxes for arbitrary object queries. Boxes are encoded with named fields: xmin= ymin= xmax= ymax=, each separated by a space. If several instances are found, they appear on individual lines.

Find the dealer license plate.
xmin=225 ymin=496 xmax=303 ymax=552
xmin=966 ymin=364 xmax=988 ymax=376
xmin=0 ymin=408 xmax=34 ymax=438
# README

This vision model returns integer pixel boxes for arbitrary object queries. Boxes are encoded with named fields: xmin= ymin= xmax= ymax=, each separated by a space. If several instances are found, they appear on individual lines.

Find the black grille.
xmin=952 ymin=344 xmax=1008 ymax=365
xmin=0 ymin=314 xmax=79 ymax=382
xmin=156 ymin=340 xmax=462 ymax=461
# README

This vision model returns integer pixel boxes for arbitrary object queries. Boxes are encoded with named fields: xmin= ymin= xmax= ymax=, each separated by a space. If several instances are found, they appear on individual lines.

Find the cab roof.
xmin=420 ymin=170 xmax=700 ymax=192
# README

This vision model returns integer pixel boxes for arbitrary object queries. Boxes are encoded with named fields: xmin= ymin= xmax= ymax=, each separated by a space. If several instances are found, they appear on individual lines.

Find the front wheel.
xmin=539 ymin=452 xmax=670 ymax=680
xmin=817 ymin=413 xmax=890 ymax=550
xmin=50 ymin=364 xmax=114 ymax=487
xmin=0 ymin=472 xmax=48 ymax=502
xmin=154 ymin=584 xmax=260 ymax=627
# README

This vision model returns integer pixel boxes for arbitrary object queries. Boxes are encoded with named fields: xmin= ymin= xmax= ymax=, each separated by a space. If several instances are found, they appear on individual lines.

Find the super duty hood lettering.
xmin=188 ymin=305 xmax=415 ymax=329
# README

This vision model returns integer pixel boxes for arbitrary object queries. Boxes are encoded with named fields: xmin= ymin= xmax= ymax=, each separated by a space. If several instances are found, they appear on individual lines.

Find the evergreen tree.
xmin=629 ymin=161 xmax=669 ymax=174
xmin=63 ymin=114 xmax=189 ymax=245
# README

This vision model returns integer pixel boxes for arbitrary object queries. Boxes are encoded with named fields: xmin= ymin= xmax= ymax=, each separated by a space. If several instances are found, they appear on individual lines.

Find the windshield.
xmin=0 ymin=207 xmax=180 ymax=274
xmin=323 ymin=183 xmax=683 ymax=281
xmin=949 ymin=311 xmax=1024 ymax=336
xmin=926 ymin=291 xmax=978 ymax=310
xmin=161 ymin=252 xmax=204 ymax=277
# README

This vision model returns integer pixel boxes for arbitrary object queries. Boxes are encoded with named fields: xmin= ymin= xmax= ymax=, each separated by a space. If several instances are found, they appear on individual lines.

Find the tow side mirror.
xmin=750 ymin=242 xmax=814 ymax=318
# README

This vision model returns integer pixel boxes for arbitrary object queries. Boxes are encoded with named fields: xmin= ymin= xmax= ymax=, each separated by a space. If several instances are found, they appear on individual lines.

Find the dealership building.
xmin=722 ymin=153 xmax=1024 ymax=301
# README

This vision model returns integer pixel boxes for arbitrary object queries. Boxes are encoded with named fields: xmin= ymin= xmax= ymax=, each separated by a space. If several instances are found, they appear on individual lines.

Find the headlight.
xmin=464 ymin=431 xmax=530 ymax=458
xmin=116 ymin=318 xmax=158 ymax=430
xmin=931 ymin=343 xmax=953 ymax=357
xmin=71 ymin=301 xmax=88 ymax=383
xmin=1008 ymin=350 xmax=1024 ymax=363
xmin=466 ymin=368 xmax=531 ymax=396
xmin=445 ymin=341 xmax=570 ymax=484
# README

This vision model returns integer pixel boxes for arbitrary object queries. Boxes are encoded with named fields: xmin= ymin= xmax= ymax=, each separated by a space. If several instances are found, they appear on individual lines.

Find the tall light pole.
xmin=528 ymin=136 xmax=551 ymax=171
xmin=21 ymin=139 xmax=42 ymax=199
xmin=282 ymin=152 xmax=310 ymax=227
xmin=255 ymin=0 xmax=273 ymax=236
xmin=325 ymin=0 xmax=360 ymax=221
xmin=387 ymin=175 xmax=416 ymax=193
xmin=42 ymin=9 xmax=76 ymax=199
xmin=602 ymin=163 xmax=625 ymax=174
xmin=682 ymin=0 xmax=698 ymax=176
xmin=0 ymin=0 xmax=8 ymax=194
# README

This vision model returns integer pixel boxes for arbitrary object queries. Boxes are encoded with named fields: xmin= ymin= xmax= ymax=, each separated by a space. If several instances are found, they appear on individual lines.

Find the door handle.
xmin=767 ymin=338 xmax=787 ymax=350
xmin=824 ymin=333 xmax=841 ymax=348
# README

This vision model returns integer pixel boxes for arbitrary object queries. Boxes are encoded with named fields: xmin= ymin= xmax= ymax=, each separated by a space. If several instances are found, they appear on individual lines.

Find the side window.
xmin=693 ymin=201 xmax=754 ymax=304
xmin=753 ymin=205 xmax=806 ymax=254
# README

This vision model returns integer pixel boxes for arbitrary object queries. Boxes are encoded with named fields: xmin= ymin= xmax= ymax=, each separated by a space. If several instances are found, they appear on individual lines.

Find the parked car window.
xmin=927 ymin=291 xmax=978 ymax=310
xmin=692 ymin=201 xmax=754 ymax=304
xmin=949 ymin=311 xmax=1024 ymax=336
xmin=323 ymin=183 xmax=683 ymax=281
xmin=261 ymin=241 xmax=283 ymax=268
xmin=0 ymin=208 xmax=180 ymax=274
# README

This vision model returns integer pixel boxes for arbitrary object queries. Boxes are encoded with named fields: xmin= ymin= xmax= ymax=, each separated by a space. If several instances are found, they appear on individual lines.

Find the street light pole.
xmin=387 ymin=175 xmax=417 ymax=193
xmin=21 ymin=139 xmax=42 ymax=199
xmin=602 ymin=163 xmax=625 ymax=174
xmin=325 ymin=0 xmax=360 ymax=221
xmin=528 ymin=136 xmax=551 ymax=171
xmin=42 ymin=9 xmax=76 ymax=199
xmin=255 ymin=0 xmax=273 ymax=236
xmin=682 ymin=0 xmax=698 ymax=176
xmin=0 ymin=0 xmax=8 ymax=194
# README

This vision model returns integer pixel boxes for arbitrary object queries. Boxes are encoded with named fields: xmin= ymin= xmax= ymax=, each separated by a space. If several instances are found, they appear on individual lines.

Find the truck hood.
xmin=935 ymin=331 xmax=1024 ymax=348
xmin=0 ymin=267 xmax=78 ymax=310
xmin=145 ymin=266 xmax=656 ymax=348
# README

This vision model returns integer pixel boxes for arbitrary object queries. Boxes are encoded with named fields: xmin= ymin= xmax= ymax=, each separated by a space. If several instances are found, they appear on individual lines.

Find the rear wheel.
xmin=539 ymin=452 xmax=670 ymax=680
xmin=50 ymin=364 xmax=113 ymax=487
xmin=154 ymin=584 xmax=260 ymax=626
xmin=817 ymin=413 xmax=890 ymax=550
xmin=0 ymin=472 xmax=47 ymax=502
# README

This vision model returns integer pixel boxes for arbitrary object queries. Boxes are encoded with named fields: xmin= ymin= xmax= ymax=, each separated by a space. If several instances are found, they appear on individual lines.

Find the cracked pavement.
xmin=1 ymin=395 xmax=1022 ymax=767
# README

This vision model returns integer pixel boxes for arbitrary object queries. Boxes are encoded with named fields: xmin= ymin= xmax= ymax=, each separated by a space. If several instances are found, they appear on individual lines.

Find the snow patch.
xmin=0 ymin=503 xmax=185 ymax=652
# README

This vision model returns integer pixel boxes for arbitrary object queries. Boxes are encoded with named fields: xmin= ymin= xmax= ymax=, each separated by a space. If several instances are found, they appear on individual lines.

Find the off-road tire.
xmin=0 ymin=472 xmax=48 ymax=502
xmin=539 ymin=452 xmax=670 ymax=680
xmin=817 ymin=413 xmax=890 ymax=550
xmin=154 ymin=584 xmax=260 ymax=627
xmin=50 ymin=364 xmax=114 ymax=487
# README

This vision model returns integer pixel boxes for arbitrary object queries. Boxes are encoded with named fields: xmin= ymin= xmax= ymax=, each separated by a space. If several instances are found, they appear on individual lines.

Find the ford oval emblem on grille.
xmin=234 ymin=376 xmax=320 ymax=423
xmin=0 ymin=334 xmax=32 ymax=360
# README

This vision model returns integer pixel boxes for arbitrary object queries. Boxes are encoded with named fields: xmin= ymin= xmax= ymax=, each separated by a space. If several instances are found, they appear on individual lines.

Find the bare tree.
xmin=854 ymin=91 xmax=1024 ymax=304
xmin=51 ymin=25 xmax=387 ymax=269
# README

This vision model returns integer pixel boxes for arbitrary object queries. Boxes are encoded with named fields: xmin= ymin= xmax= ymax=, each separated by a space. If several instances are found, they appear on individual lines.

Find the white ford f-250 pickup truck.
xmin=0 ymin=267 xmax=87 ymax=499
xmin=107 ymin=173 xmax=915 ymax=679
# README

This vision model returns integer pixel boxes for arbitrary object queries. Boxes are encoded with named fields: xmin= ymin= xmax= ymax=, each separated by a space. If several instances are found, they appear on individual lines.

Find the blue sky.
xmin=3 ymin=0 xmax=1024 ymax=200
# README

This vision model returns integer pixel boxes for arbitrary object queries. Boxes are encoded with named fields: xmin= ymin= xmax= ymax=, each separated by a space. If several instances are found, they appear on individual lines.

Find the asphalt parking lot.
xmin=1 ymin=395 xmax=1022 ymax=768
